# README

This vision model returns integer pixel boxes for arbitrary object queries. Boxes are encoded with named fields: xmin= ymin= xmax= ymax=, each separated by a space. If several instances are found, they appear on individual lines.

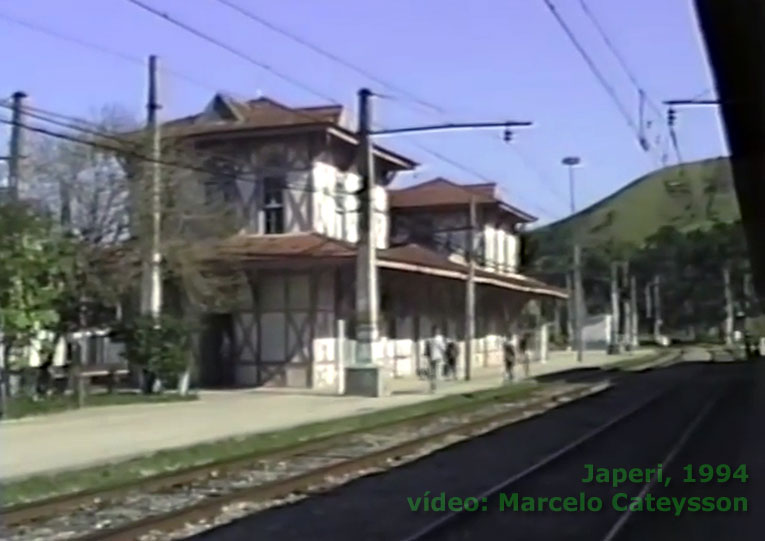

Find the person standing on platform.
xmin=425 ymin=325 xmax=446 ymax=393
xmin=444 ymin=340 xmax=458 ymax=380
xmin=503 ymin=335 xmax=516 ymax=383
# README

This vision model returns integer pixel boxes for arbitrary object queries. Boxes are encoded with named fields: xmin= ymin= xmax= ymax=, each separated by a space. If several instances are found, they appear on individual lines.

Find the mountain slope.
xmin=534 ymin=157 xmax=740 ymax=249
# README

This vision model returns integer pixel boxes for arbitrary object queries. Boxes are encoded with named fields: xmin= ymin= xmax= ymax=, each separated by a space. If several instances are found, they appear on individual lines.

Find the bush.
xmin=117 ymin=314 xmax=191 ymax=391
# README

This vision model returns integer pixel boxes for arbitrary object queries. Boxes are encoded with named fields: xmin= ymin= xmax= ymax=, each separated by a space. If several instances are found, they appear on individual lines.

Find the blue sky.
xmin=0 ymin=0 xmax=725 ymax=224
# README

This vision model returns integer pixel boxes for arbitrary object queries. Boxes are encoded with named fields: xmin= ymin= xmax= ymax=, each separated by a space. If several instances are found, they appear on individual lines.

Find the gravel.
xmin=5 ymin=383 xmax=585 ymax=541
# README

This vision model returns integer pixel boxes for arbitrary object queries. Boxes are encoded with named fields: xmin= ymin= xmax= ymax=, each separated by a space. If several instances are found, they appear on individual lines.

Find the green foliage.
xmin=0 ymin=203 xmax=68 ymax=365
xmin=117 ymin=314 xmax=191 ymax=386
xmin=535 ymin=157 xmax=739 ymax=250
xmin=527 ymin=158 xmax=752 ymax=338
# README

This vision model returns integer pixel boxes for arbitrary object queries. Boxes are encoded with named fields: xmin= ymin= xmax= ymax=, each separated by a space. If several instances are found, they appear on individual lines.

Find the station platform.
xmin=1 ymin=348 xmax=660 ymax=480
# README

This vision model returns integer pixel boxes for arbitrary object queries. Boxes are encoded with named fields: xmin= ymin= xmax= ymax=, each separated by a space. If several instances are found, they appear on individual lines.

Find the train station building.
xmin=154 ymin=93 xmax=565 ymax=390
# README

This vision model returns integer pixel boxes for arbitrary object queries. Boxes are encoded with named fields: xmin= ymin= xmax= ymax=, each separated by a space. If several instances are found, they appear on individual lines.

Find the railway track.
xmin=1 ymin=350 xmax=682 ymax=541
xmin=398 ymin=362 xmax=743 ymax=541
xmin=2 ymin=382 xmax=608 ymax=541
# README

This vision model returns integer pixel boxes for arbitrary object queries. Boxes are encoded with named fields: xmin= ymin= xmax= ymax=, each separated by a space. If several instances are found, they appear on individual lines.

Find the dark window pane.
xmin=264 ymin=208 xmax=284 ymax=234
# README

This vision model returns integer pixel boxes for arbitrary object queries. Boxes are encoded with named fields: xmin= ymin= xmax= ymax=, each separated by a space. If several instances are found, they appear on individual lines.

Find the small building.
xmin=139 ymin=93 xmax=565 ymax=389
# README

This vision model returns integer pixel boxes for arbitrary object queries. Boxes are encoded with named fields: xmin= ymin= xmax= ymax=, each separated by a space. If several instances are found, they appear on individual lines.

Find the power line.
xmin=124 ymin=0 xmax=340 ymax=104
xmin=402 ymin=140 xmax=560 ymax=220
xmin=207 ymin=2 xmax=565 ymax=217
xmin=541 ymin=0 xmax=646 ymax=150
xmin=0 ymin=10 xmax=219 ymax=94
xmin=0 ymin=113 xmax=348 ymax=197
xmin=210 ymin=0 xmax=444 ymax=115
xmin=576 ymin=0 xmax=663 ymax=119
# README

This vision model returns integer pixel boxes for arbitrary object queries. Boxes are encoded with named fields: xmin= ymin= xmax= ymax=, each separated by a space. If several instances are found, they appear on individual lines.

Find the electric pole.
xmin=348 ymin=88 xmax=382 ymax=395
xmin=7 ymin=91 xmax=27 ymax=201
xmin=140 ymin=55 xmax=163 ymax=319
xmin=609 ymin=261 xmax=620 ymax=353
xmin=345 ymin=89 xmax=532 ymax=396
xmin=653 ymin=275 xmax=663 ymax=343
xmin=563 ymin=156 xmax=584 ymax=362
xmin=565 ymin=272 xmax=574 ymax=346
xmin=465 ymin=195 xmax=476 ymax=381
xmin=723 ymin=265 xmax=734 ymax=345
xmin=630 ymin=275 xmax=639 ymax=348
xmin=621 ymin=262 xmax=632 ymax=351
xmin=573 ymin=245 xmax=584 ymax=362
xmin=645 ymin=282 xmax=653 ymax=319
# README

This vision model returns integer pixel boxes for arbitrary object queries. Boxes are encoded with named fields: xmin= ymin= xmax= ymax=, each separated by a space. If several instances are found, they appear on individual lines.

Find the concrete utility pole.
xmin=630 ymin=275 xmax=639 ymax=348
xmin=7 ymin=91 xmax=27 ymax=201
xmin=563 ymin=156 xmax=584 ymax=362
xmin=620 ymin=262 xmax=632 ymax=350
xmin=743 ymin=271 xmax=754 ymax=314
xmin=644 ymin=282 xmax=653 ymax=319
xmin=565 ymin=272 xmax=574 ymax=347
xmin=344 ymin=93 xmax=532 ymax=396
xmin=464 ymin=195 xmax=476 ymax=381
xmin=347 ymin=88 xmax=383 ymax=396
xmin=140 ymin=55 xmax=163 ymax=319
xmin=723 ymin=265 xmax=734 ymax=345
xmin=653 ymin=275 xmax=663 ymax=343
xmin=609 ymin=261 xmax=620 ymax=353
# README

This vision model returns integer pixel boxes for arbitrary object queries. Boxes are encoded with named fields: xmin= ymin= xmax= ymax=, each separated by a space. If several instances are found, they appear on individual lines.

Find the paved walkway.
xmin=1 ymin=348 xmax=659 ymax=481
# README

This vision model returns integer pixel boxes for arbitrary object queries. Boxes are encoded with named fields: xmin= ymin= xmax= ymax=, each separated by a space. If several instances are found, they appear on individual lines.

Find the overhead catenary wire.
xmin=0 ymin=10 xmax=220 ymax=94
xmin=0 ymin=113 xmax=353 ymax=199
xmin=209 ymin=0 xmax=445 ymax=115
xmin=5 ymin=4 xmax=564 ymax=218
xmin=123 ymin=0 xmax=561 ymax=219
xmin=200 ymin=0 xmax=567 ymax=216
xmin=576 ymin=0 xmax=664 ymax=119
xmin=124 ymin=0 xmax=340 ymax=105
xmin=541 ymin=0 xmax=649 ymax=153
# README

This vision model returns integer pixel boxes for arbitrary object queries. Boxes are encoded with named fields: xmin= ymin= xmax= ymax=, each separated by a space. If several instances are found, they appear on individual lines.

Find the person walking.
xmin=425 ymin=325 xmax=446 ymax=393
xmin=503 ymin=335 xmax=516 ymax=383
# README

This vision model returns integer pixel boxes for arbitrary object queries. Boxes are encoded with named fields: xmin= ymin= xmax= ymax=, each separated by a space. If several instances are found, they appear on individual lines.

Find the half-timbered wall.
xmin=391 ymin=208 xmax=520 ymax=274
xmin=312 ymin=160 xmax=388 ymax=249
xmin=390 ymin=209 xmax=469 ymax=260
xmin=483 ymin=223 xmax=520 ymax=274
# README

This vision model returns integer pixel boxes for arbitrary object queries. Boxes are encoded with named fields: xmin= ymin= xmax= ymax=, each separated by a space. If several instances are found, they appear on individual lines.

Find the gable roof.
xmin=152 ymin=93 xmax=415 ymax=171
xmin=164 ymin=95 xmax=346 ymax=131
xmin=388 ymin=177 xmax=537 ymax=223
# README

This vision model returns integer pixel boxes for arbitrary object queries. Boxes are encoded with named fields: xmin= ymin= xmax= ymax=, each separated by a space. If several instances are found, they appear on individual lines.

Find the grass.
xmin=536 ymin=157 xmax=739 ymax=246
xmin=2 ymin=392 xmax=198 ymax=421
xmin=1 ymin=381 xmax=539 ymax=507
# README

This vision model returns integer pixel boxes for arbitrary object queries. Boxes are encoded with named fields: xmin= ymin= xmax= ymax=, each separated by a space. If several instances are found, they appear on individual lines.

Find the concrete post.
xmin=336 ymin=319 xmax=346 ymax=395
xmin=345 ymin=88 xmax=384 ymax=397
xmin=537 ymin=323 xmax=549 ymax=363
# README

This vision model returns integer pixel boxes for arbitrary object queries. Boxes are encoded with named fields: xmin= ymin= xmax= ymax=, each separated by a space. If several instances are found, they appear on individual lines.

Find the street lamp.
xmin=561 ymin=156 xmax=581 ymax=215
xmin=561 ymin=156 xmax=584 ymax=363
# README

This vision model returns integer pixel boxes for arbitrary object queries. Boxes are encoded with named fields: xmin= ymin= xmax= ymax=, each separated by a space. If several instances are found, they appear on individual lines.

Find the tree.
xmin=19 ymin=106 xmax=247 ymax=394
xmin=0 ymin=202 xmax=68 ymax=409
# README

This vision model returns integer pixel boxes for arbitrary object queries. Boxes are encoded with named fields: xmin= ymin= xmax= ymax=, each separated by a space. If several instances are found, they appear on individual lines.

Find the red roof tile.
xmin=152 ymin=94 xmax=415 ymax=171
xmin=388 ymin=178 xmax=536 ymax=223
xmin=201 ymin=233 xmax=564 ymax=298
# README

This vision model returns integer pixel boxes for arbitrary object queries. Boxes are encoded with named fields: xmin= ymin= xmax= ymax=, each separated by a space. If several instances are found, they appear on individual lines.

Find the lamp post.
xmin=562 ymin=156 xmax=584 ymax=363
xmin=344 ymin=87 xmax=533 ymax=396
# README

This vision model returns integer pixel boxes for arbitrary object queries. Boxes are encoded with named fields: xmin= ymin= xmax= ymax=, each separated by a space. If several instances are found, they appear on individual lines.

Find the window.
xmin=203 ymin=160 xmax=238 ymax=208
xmin=263 ymin=175 xmax=285 ymax=234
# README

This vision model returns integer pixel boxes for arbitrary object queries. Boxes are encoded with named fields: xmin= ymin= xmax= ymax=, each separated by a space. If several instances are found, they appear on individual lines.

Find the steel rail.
xmin=398 ymin=376 xmax=691 ymax=541
xmin=72 ymin=383 xmax=613 ymax=541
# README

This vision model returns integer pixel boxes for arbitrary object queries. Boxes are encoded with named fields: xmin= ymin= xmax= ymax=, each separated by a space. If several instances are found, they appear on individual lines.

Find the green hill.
xmin=535 ymin=157 xmax=741 ymax=249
